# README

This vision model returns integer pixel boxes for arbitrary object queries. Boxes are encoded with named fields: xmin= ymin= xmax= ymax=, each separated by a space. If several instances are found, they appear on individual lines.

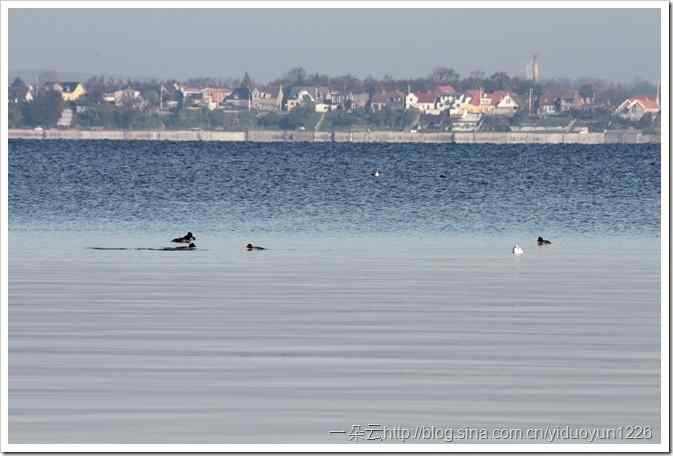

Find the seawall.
xmin=8 ymin=129 xmax=660 ymax=144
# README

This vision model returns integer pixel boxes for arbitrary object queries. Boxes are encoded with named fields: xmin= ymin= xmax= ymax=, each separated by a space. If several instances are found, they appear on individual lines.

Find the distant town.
xmin=7 ymin=61 xmax=661 ymax=137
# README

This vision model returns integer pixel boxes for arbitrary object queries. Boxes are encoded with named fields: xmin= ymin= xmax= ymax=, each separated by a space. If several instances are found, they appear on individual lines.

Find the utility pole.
xmin=160 ymin=85 xmax=164 ymax=112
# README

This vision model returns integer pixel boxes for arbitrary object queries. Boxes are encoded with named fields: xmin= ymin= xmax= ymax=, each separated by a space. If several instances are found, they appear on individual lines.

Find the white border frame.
xmin=1 ymin=1 xmax=669 ymax=453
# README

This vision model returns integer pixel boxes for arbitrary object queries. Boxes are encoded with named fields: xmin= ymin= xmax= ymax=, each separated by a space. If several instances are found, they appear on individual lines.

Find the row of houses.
xmin=177 ymin=83 xmax=376 ymax=113
xmin=14 ymin=79 xmax=661 ymax=124
xmin=403 ymin=86 xmax=597 ymax=118
xmin=10 ymin=81 xmax=86 ymax=104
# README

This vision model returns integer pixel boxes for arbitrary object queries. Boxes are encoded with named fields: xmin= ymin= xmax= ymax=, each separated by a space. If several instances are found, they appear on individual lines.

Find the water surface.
xmin=8 ymin=140 xmax=661 ymax=444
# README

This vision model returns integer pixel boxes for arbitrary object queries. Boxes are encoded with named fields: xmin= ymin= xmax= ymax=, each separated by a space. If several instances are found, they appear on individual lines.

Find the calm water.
xmin=8 ymin=140 xmax=661 ymax=444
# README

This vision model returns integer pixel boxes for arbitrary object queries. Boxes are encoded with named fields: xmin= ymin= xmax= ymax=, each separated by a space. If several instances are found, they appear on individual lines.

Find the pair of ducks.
xmin=170 ymin=232 xmax=197 ymax=249
xmin=512 ymin=236 xmax=552 ymax=256
xmin=171 ymin=232 xmax=265 ymax=251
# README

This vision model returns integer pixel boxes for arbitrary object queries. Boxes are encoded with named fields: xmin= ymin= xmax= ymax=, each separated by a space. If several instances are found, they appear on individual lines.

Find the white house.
xmin=315 ymin=103 xmax=337 ymax=113
xmin=451 ymin=111 xmax=482 ymax=132
xmin=286 ymin=88 xmax=320 ymax=111
xmin=491 ymin=91 xmax=520 ymax=116
xmin=614 ymin=96 xmax=659 ymax=121
xmin=406 ymin=91 xmax=443 ymax=115
xmin=56 ymin=108 xmax=74 ymax=128
xmin=451 ymin=91 xmax=482 ymax=116
xmin=369 ymin=92 xmax=405 ymax=111
xmin=350 ymin=93 xmax=370 ymax=111
xmin=103 ymin=89 xmax=142 ymax=106
xmin=254 ymin=86 xmax=284 ymax=112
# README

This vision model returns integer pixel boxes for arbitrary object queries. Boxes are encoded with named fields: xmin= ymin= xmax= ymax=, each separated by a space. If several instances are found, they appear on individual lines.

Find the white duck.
xmin=512 ymin=243 xmax=524 ymax=256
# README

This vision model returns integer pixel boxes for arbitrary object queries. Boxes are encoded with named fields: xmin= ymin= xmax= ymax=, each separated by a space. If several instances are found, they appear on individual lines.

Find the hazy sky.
xmin=9 ymin=7 xmax=661 ymax=83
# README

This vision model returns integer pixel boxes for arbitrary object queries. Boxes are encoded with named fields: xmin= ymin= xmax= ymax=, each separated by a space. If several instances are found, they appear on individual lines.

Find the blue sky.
xmin=8 ymin=7 xmax=662 ymax=83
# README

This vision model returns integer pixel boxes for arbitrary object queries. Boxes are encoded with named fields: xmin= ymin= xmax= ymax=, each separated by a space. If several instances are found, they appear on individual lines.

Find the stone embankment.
xmin=8 ymin=129 xmax=659 ymax=144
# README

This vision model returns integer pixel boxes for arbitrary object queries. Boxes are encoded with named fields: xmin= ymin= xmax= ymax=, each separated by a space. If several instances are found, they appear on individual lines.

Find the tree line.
xmin=7 ymin=67 xmax=659 ymax=131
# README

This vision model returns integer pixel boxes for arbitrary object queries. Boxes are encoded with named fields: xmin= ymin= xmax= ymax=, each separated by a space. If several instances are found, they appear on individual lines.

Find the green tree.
xmin=10 ymin=76 xmax=25 ymax=89
xmin=458 ymin=70 xmax=486 ymax=91
xmin=331 ymin=74 xmax=363 ymax=93
xmin=257 ymin=112 xmax=281 ymax=129
xmin=305 ymin=72 xmax=329 ymax=86
xmin=637 ymin=112 xmax=655 ymax=129
xmin=280 ymin=103 xmax=314 ymax=130
xmin=238 ymin=111 xmax=257 ymax=130
xmin=8 ymin=78 xmax=31 ymax=128
xmin=26 ymin=89 xmax=63 ymax=127
xmin=74 ymin=102 xmax=115 ymax=129
xmin=174 ymin=108 xmax=209 ymax=130
xmin=241 ymin=72 xmax=254 ymax=89
xmin=381 ymin=74 xmax=396 ymax=92
xmin=630 ymin=79 xmax=657 ymax=96
xmin=367 ymin=108 xmax=398 ymax=130
xmin=84 ymin=75 xmax=108 ymax=103
xmin=174 ymin=89 xmax=185 ymax=111
xmin=130 ymin=113 xmax=164 ymax=130
xmin=579 ymin=84 xmax=594 ymax=100
xmin=284 ymin=67 xmax=307 ymax=85
xmin=511 ymin=77 xmax=535 ymax=98
xmin=143 ymin=89 xmax=160 ymax=107
xmin=9 ymin=77 xmax=27 ymax=103
xmin=403 ymin=107 xmax=421 ymax=130
xmin=488 ymin=72 xmax=512 ymax=91
xmin=8 ymin=102 xmax=25 ymax=127
xmin=364 ymin=76 xmax=378 ymax=99
xmin=37 ymin=70 xmax=59 ymax=86
xmin=429 ymin=67 xmax=460 ymax=85
xmin=326 ymin=111 xmax=355 ymax=130
xmin=114 ymin=97 xmax=147 ymax=129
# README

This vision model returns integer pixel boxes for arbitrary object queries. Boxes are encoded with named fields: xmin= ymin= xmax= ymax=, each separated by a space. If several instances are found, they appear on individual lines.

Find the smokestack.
xmin=533 ymin=56 xmax=540 ymax=82
xmin=528 ymin=54 xmax=540 ymax=82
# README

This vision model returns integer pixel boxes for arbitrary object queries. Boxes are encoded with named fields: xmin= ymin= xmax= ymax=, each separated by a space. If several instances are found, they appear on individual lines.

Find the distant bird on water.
xmin=512 ymin=243 xmax=524 ymax=256
xmin=439 ymin=174 xmax=447 ymax=178
xmin=172 ymin=232 xmax=196 ymax=243
xmin=164 ymin=242 xmax=196 ymax=251
xmin=537 ymin=236 xmax=552 ymax=246
xmin=370 ymin=169 xmax=381 ymax=177
xmin=246 ymin=243 xmax=266 ymax=251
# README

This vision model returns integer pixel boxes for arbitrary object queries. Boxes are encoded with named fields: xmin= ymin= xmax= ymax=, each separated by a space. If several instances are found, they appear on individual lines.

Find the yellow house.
xmin=452 ymin=89 xmax=483 ymax=116
xmin=50 ymin=81 xmax=87 ymax=101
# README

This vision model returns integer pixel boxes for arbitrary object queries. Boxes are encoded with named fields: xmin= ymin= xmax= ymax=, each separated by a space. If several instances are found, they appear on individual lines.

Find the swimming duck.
xmin=163 ymin=242 xmax=196 ymax=251
xmin=172 ymin=232 xmax=196 ymax=243
xmin=512 ymin=243 xmax=524 ymax=256
xmin=537 ymin=236 xmax=552 ymax=246
xmin=246 ymin=243 xmax=266 ymax=251
xmin=370 ymin=169 xmax=381 ymax=177
xmin=439 ymin=174 xmax=447 ymax=178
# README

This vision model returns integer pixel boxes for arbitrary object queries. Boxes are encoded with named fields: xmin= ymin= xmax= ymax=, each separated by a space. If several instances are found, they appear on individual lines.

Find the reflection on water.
xmin=8 ymin=140 xmax=661 ymax=443
xmin=9 ymin=235 xmax=660 ymax=443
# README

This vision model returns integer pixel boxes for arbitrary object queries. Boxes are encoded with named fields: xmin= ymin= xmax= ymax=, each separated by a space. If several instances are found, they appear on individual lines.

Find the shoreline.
xmin=8 ymin=128 xmax=660 ymax=144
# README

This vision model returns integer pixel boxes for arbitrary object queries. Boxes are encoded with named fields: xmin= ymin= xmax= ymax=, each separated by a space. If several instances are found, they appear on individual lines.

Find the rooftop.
xmin=630 ymin=95 xmax=659 ymax=111
xmin=414 ymin=92 xmax=436 ymax=104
